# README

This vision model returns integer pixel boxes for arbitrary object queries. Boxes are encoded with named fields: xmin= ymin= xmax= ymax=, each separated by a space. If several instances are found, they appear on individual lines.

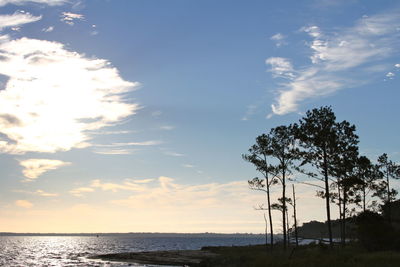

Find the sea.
xmin=0 ymin=233 xmax=265 ymax=266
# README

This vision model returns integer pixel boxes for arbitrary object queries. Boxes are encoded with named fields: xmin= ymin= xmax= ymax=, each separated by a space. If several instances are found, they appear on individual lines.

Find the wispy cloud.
xmin=69 ymin=178 xmax=155 ymax=196
xmin=60 ymin=12 xmax=84 ymax=26
xmin=270 ymin=33 xmax=287 ymax=47
xmin=0 ymin=37 xmax=139 ymax=154
xmin=183 ymin=164 xmax=194 ymax=168
xmin=0 ymin=0 xmax=66 ymax=6
xmin=268 ymin=10 xmax=400 ymax=115
xmin=42 ymin=26 xmax=54 ymax=32
xmin=19 ymin=159 xmax=71 ymax=180
xmin=94 ymin=149 xmax=134 ymax=155
xmin=0 ymin=11 xmax=41 ymax=29
xmin=69 ymin=187 xmax=94 ymax=197
xmin=95 ymin=141 xmax=162 ymax=147
xmin=163 ymin=151 xmax=184 ymax=157
xmin=14 ymin=189 xmax=58 ymax=197
xmin=15 ymin=199 xmax=33 ymax=208
xmin=159 ymin=125 xmax=175 ymax=131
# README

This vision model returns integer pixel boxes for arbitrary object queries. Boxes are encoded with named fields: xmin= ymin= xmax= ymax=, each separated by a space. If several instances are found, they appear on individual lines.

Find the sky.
xmin=0 ymin=0 xmax=399 ymax=233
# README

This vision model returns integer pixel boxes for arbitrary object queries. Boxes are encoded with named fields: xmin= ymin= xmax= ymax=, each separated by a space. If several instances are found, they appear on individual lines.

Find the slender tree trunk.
xmin=286 ymin=207 xmax=290 ymax=247
xmin=323 ymin=148 xmax=333 ymax=247
xmin=266 ymin=178 xmax=274 ymax=250
xmin=292 ymin=184 xmax=298 ymax=247
xmin=337 ymin=182 xmax=343 ymax=244
xmin=386 ymin=167 xmax=392 ymax=224
xmin=282 ymin=166 xmax=287 ymax=250
xmin=263 ymin=213 xmax=268 ymax=249
xmin=342 ymin=186 xmax=347 ymax=247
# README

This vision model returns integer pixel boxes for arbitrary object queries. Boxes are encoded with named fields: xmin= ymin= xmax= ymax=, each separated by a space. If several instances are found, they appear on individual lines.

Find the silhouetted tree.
xmin=354 ymin=156 xmax=383 ymax=212
xmin=329 ymin=119 xmax=359 ymax=245
xmin=294 ymin=106 xmax=357 ymax=247
xmin=243 ymin=134 xmax=277 ymax=250
xmin=269 ymin=125 xmax=298 ymax=249
xmin=377 ymin=153 xmax=400 ymax=224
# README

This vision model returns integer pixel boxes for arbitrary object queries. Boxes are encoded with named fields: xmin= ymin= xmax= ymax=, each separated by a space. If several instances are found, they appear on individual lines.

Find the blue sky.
xmin=0 ymin=0 xmax=399 ymax=233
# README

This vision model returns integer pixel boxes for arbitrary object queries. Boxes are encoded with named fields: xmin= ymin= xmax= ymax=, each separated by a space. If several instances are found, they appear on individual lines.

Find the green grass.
xmin=195 ymin=243 xmax=400 ymax=267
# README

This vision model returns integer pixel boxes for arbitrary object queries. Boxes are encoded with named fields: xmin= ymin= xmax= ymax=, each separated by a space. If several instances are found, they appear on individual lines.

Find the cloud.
xmin=60 ymin=12 xmax=84 ymax=26
xmin=42 ymin=26 xmax=54 ymax=32
xmin=159 ymin=125 xmax=175 ymax=130
xmin=270 ymin=33 xmax=287 ymax=47
xmin=265 ymin=57 xmax=296 ymax=79
xmin=163 ymin=151 xmax=185 ymax=157
xmin=395 ymin=63 xmax=400 ymax=68
xmin=183 ymin=164 xmax=195 ymax=168
xmin=15 ymin=199 xmax=33 ymax=208
xmin=14 ymin=189 xmax=58 ymax=197
xmin=386 ymin=72 xmax=395 ymax=79
xmin=0 ymin=11 xmax=41 ymax=29
xmin=94 ymin=149 xmax=133 ymax=155
xmin=0 ymin=0 xmax=66 ymax=6
xmin=268 ymin=11 xmax=400 ymax=115
xmin=0 ymin=37 xmax=139 ymax=154
xmin=19 ymin=159 xmax=71 ymax=180
xmin=69 ymin=178 xmax=155 ymax=195
xmin=69 ymin=187 xmax=94 ymax=197
xmin=241 ymin=104 xmax=258 ymax=121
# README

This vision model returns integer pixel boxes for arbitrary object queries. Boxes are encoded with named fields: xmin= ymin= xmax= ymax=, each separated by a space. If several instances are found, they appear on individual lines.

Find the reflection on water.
xmin=0 ymin=234 xmax=264 ymax=266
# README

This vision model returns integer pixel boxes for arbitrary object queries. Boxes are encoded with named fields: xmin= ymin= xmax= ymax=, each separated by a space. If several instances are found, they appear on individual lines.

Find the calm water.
xmin=0 ymin=234 xmax=265 ymax=266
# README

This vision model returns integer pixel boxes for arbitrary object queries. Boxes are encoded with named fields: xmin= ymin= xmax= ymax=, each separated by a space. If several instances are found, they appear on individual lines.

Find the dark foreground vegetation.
xmin=195 ymin=243 xmax=400 ymax=267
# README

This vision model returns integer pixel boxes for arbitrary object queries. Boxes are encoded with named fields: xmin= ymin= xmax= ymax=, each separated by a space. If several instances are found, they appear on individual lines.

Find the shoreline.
xmin=91 ymin=249 xmax=219 ymax=266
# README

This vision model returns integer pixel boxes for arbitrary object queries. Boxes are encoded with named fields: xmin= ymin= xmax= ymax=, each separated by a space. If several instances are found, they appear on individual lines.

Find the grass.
xmin=194 ymin=243 xmax=400 ymax=267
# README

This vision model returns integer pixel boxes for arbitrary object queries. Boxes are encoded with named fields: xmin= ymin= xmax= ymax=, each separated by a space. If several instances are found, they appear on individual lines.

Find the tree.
xmin=377 ymin=153 xmax=400 ymax=224
xmin=243 ymin=134 xmax=277 ymax=250
xmin=354 ymin=156 xmax=383 ymax=213
xmin=269 ymin=125 xmax=298 ymax=249
xmin=329 ymin=119 xmax=359 ymax=246
xmin=294 ymin=106 xmax=357 ymax=247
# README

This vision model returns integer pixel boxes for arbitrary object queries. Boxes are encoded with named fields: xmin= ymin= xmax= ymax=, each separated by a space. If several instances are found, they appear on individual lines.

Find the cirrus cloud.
xmin=268 ymin=10 xmax=400 ymax=115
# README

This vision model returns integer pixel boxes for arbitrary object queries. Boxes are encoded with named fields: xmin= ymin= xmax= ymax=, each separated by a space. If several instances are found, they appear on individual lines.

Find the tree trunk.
xmin=282 ymin=166 xmax=287 ymax=250
xmin=292 ymin=184 xmax=298 ymax=247
xmin=323 ymin=148 xmax=333 ymax=247
xmin=266 ymin=178 xmax=274 ymax=250
xmin=342 ymin=186 xmax=347 ymax=247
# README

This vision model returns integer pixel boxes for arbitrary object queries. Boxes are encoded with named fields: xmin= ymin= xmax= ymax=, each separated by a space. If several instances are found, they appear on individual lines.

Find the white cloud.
xmin=0 ymin=37 xmax=139 ymax=154
xmin=15 ymin=199 xmax=33 ymax=208
xmin=269 ymin=11 xmax=400 ymax=115
xmin=94 ymin=149 xmax=133 ymax=155
xmin=0 ymin=0 xmax=66 ymax=6
xmin=270 ymin=33 xmax=287 ymax=47
xmin=0 ymin=11 xmax=41 ymax=29
xmin=19 ymin=159 xmax=71 ymax=180
xmin=95 ymin=141 xmax=161 ymax=147
xmin=395 ymin=63 xmax=400 ymax=68
xmin=265 ymin=57 xmax=296 ymax=79
xmin=386 ymin=72 xmax=395 ymax=78
xmin=42 ymin=26 xmax=54 ymax=32
xmin=60 ymin=12 xmax=84 ymax=26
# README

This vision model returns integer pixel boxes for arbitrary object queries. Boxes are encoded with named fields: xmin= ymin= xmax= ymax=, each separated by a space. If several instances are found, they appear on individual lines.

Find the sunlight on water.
xmin=0 ymin=235 xmax=264 ymax=266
